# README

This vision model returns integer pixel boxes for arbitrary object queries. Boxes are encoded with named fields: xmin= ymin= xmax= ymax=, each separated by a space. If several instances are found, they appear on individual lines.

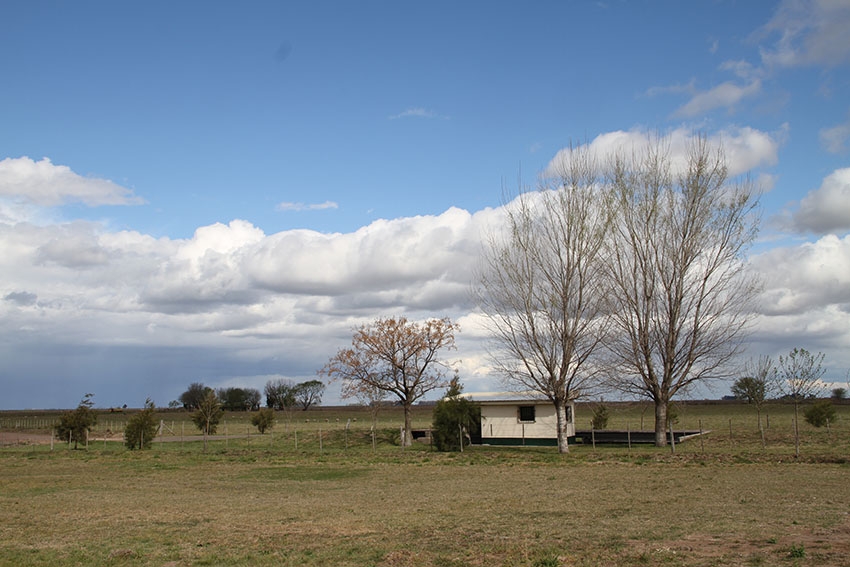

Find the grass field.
xmin=1 ymin=401 xmax=849 ymax=567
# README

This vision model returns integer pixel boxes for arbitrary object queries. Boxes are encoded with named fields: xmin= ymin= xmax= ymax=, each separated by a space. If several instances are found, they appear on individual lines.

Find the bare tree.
xmin=474 ymin=144 xmax=614 ymax=453
xmin=777 ymin=347 xmax=826 ymax=458
xmin=732 ymin=355 xmax=776 ymax=431
xmin=605 ymin=134 xmax=761 ymax=446
xmin=192 ymin=389 xmax=223 ymax=452
xmin=320 ymin=317 xmax=457 ymax=446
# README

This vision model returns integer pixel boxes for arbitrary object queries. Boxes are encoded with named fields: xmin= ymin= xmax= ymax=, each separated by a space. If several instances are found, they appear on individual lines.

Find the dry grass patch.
xmin=1 ymin=447 xmax=848 ymax=566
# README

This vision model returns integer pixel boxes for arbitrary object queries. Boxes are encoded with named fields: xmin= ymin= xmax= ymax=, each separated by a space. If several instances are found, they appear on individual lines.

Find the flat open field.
xmin=1 ymin=402 xmax=849 ymax=566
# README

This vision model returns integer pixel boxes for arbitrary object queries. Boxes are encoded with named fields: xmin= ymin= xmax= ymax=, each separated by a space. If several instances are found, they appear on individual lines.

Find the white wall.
xmin=480 ymin=402 xmax=574 ymax=440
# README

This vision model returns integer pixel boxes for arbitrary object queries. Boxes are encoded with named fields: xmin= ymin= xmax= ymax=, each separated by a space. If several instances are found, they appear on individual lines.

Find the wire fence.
xmin=2 ymin=403 xmax=848 ymax=456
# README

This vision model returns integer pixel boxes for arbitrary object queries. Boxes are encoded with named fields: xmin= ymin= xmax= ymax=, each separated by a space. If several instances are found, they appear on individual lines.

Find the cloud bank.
xmin=1 ymin=127 xmax=848 ymax=407
xmin=0 ymin=157 xmax=143 ymax=207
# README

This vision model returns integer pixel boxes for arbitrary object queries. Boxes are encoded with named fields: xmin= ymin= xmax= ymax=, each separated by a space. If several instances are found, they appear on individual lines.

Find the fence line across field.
xmin=2 ymin=413 xmax=845 ymax=458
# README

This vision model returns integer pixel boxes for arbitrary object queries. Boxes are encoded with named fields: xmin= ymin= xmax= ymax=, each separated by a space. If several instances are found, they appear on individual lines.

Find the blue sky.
xmin=1 ymin=0 xmax=849 ymax=409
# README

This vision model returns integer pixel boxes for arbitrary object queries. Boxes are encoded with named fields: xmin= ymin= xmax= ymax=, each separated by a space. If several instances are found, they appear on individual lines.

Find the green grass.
xmin=2 ymin=402 xmax=849 ymax=566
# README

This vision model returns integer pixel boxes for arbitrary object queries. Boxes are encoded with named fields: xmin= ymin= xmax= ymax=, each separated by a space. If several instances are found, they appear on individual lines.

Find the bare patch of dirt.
xmin=636 ymin=514 xmax=850 ymax=565
xmin=0 ymin=432 xmax=53 ymax=446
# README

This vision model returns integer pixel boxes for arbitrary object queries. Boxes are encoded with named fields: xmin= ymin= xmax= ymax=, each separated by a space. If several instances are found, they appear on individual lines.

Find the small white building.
xmin=478 ymin=399 xmax=575 ymax=446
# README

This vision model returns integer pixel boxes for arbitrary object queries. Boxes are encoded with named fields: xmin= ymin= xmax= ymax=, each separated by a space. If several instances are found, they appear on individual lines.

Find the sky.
xmin=1 ymin=0 xmax=849 ymax=410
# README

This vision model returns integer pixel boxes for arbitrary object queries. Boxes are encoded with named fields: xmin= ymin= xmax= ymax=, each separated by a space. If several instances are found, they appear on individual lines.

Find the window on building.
xmin=517 ymin=405 xmax=536 ymax=423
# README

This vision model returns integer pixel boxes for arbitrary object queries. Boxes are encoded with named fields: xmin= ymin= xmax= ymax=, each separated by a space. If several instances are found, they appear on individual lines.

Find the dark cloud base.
xmin=0 ymin=343 xmax=314 ymax=410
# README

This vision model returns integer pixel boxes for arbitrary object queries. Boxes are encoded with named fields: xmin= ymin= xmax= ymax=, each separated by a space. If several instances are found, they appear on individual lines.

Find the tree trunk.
xmin=402 ymin=403 xmax=413 ymax=447
xmin=555 ymin=400 xmax=570 ymax=454
xmin=654 ymin=399 xmax=668 ymax=447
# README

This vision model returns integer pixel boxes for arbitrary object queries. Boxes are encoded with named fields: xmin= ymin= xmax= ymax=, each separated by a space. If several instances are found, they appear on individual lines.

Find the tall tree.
xmin=217 ymin=387 xmax=262 ymax=411
xmin=264 ymin=378 xmax=296 ymax=410
xmin=294 ymin=380 xmax=325 ymax=410
xmin=474 ymin=143 xmax=614 ymax=453
xmin=321 ymin=316 xmax=457 ymax=446
xmin=265 ymin=378 xmax=301 ymax=431
xmin=731 ymin=355 xmax=776 ymax=431
xmin=605 ymin=135 xmax=761 ymax=446
xmin=245 ymin=388 xmax=262 ymax=411
xmin=55 ymin=393 xmax=97 ymax=449
xmin=179 ymin=382 xmax=209 ymax=410
xmin=777 ymin=347 xmax=826 ymax=458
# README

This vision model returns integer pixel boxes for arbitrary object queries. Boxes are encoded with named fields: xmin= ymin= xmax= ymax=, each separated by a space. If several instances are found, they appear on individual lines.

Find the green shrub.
xmin=591 ymin=404 xmax=610 ymax=430
xmin=432 ymin=377 xmax=480 ymax=452
xmin=55 ymin=393 xmax=97 ymax=449
xmin=192 ymin=390 xmax=223 ymax=435
xmin=124 ymin=398 xmax=158 ymax=450
xmin=667 ymin=403 xmax=680 ymax=425
xmin=532 ymin=554 xmax=560 ymax=567
xmin=788 ymin=544 xmax=805 ymax=558
xmin=251 ymin=407 xmax=276 ymax=434
xmin=803 ymin=400 xmax=837 ymax=428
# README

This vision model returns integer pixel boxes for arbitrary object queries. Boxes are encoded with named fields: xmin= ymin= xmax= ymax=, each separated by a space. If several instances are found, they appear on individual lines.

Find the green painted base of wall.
xmin=479 ymin=437 xmax=561 ymax=447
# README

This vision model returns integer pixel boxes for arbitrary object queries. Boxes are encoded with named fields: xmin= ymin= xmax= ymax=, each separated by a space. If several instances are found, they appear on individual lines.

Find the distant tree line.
xmin=177 ymin=379 xmax=325 ymax=413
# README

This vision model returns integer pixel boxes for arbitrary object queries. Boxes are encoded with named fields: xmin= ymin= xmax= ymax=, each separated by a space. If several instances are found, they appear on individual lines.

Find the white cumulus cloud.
xmin=547 ymin=127 xmax=780 ymax=179
xmin=0 ymin=156 xmax=143 ymax=207
xmin=780 ymin=168 xmax=850 ymax=235
xmin=752 ymin=233 xmax=850 ymax=316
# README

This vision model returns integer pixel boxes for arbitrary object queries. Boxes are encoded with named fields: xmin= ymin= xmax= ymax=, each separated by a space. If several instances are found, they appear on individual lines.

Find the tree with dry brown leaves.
xmin=320 ymin=316 xmax=458 ymax=446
